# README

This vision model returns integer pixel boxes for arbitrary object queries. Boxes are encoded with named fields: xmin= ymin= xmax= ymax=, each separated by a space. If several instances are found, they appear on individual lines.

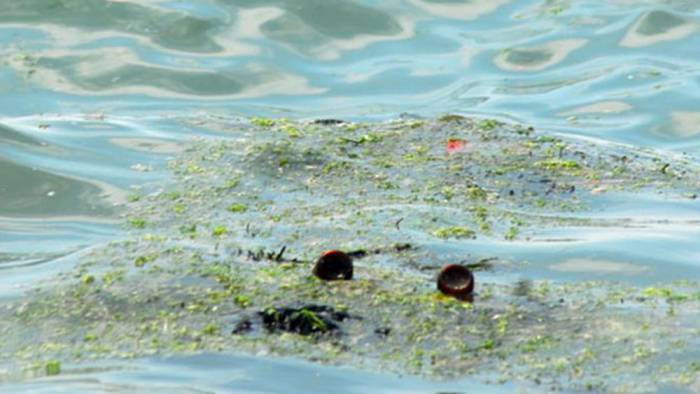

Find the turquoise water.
xmin=0 ymin=353 xmax=512 ymax=393
xmin=2 ymin=0 xmax=700 ymax=391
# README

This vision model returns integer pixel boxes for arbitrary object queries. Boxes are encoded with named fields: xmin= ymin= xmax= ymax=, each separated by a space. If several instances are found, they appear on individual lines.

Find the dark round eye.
xmin=313 ymin=250 xmax=353 ymax=281
xmin=437 ymin=264 xmax=474 ymax=299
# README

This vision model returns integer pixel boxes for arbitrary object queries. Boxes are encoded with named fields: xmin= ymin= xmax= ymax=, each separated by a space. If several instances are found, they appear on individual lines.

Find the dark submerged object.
xmin=259 ymin=305 xmax=349 ymax=336
xmin=313 ymin=250 xmax=353 ymax=280
xmin=437 ymin=264 xmax=475 ymax=299
xmin=313 ymin=119 xmax=345 ymax=125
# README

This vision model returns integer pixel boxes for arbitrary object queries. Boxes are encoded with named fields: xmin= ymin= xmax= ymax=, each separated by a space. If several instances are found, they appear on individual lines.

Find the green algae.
xmin=44 ymin=360 xmax=60 ymax=376
xmin=2 ymin=117 xmax=700 ymax=390
xmin=437 ymin=114 xmax=467 ymax=123
xmin=433 ymin=226 xmax=476 ymax=239
xmin=250 ymin=117 xmax=275 ymax=128
xmin=478 ymin=119 xmax=499 ymax=131
xmin=226 ymin=203 xmax=248 ymax=213
xmin=534 ymin=158 xmax=581 ymax=171
xmin=127 ymin=217 xmax=147 ymax=229
xmin=504 ymin=226 xmax=519 ymax=241
xmin=211 ymin=226 xmax=228 ymax=237
xmin=80 ymin=274 xmax=95 ymax=285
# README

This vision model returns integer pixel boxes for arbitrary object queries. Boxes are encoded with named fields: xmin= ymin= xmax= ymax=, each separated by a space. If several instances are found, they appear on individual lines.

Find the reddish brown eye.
xmin=313 ymin=250 xmax=353 ymax=281
xmin=437 ymin=264 xmax=474 ymax=298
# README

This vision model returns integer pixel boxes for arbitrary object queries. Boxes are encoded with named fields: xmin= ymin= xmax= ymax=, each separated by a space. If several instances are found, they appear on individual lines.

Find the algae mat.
xmin=3 ymin=116 xmax=700 ymax=392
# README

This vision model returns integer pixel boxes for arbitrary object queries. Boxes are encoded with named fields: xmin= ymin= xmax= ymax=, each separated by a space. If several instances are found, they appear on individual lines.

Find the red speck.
xmin=321 ymin=250 xmax=341 ymax=258
xmin=446 ymin=138 xmax=467 ymax=154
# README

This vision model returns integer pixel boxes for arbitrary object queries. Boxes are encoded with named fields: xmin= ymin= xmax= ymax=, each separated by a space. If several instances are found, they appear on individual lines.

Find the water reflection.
xmin=108 ymin=137 xmax=184 ymax=154
xmin=0 ymin=353 xmax=512 ymax=393
xmin=0 ymin=0 xmax=223 ymax=53
xmin=408 ymin=0 xmax=510 ymax=21
xmin=226 ymin=0 xmax=412 ymax=59
xmin=0 ymin=123 xmax=43 ymax=147
xmin=561 ymin=100 xmax=633 ymax=115
xmin=494 ymin=39 xmax=587 ymax=71
xmin=621 ymin=10 xmax=698 ymax=47
xmin=669 ymin=111 xmax=700 ymax=138
xmin=7 ymin=48 xmax=323 ymax=98
xmin=2 ymin=0 xmax=700 ymax=152
xmin=0 ymin=157 xmax=113 ymax=217
xmin=2 ymin=0 xmax=414 ymax=60
xmin=550 ymin=258 xmax=649 ymax=274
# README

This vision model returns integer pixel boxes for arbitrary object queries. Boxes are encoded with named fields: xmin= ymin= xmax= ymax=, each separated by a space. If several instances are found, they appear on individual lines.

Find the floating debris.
xmin=258 ymin=305 xmax=350 ymax=336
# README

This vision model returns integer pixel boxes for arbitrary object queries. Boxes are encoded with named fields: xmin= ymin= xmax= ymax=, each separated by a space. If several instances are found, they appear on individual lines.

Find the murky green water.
xmin=2 ymin=0 xmax=700 ymax=392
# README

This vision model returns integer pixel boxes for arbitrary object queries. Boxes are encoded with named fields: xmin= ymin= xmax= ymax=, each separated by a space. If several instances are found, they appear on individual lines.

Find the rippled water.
xmin=2 ymin=0 xmax=700 ymax=391
xmin=0 ymin=353 xmax=513 ymax=394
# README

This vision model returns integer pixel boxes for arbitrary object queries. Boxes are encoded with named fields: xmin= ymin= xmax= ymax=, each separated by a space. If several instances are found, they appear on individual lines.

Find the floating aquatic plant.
xmin=2 ymin=117 xmax=700 ymax=390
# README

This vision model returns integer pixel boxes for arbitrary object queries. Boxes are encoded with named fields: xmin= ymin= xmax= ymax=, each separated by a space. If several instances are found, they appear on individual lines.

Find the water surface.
xmin=2 ymin=0 xmax=700 ymax=391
